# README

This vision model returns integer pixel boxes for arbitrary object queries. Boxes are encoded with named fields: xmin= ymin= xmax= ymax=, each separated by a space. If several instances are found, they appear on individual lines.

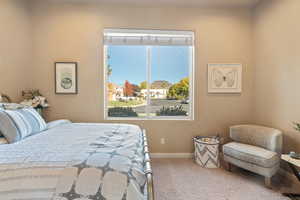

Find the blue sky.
xmin=107 ymin=45 xmax=189 ymax=85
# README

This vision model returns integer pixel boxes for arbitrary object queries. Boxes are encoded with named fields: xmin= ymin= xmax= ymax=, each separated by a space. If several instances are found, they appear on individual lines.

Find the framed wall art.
xmin=208 ymin=63 xmax=242 ymax=93
xmin=55 ymin=62 xmax=78 ymax=94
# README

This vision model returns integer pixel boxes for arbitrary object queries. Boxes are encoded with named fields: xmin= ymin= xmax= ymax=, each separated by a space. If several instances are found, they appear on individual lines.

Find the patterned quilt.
xmin=0 ymin=122 xmax=147 ymax=200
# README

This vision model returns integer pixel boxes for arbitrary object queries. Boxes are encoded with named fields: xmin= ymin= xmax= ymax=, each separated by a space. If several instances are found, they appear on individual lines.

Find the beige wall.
xmin=30 ymin=1 xmax=254 ymax=153
xmin=0 ymin=0 xmax=32 ymax=101
xmin=253 ymin=0 xmax=300 ymax=154
xmin=2 ymin=0 xmax=299 ymax=158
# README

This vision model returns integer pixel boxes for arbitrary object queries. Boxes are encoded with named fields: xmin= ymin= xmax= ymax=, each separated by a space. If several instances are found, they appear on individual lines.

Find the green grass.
xmin=109 ymin=100 xmax=145 ymax=107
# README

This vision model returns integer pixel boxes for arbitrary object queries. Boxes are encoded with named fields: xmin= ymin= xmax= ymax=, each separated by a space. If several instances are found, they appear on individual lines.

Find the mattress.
xmin=0 ymin=122 xmax=149 ymax=200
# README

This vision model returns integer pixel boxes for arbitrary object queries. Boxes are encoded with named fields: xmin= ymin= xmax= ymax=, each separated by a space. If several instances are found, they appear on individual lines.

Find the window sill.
xmin=104 ymin=116 xmax=194 ymax=121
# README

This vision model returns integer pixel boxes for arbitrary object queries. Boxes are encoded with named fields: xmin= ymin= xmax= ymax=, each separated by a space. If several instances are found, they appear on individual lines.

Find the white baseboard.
xmin=150 ymin=153 xmax=193 ymax=158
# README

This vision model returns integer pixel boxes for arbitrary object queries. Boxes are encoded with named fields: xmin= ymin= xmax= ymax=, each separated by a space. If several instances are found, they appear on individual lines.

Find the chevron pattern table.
xmin=194 ymin=137 xmax=220 ymax=168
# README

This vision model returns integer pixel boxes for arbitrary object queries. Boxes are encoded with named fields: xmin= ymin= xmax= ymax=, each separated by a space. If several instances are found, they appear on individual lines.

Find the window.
xmin=103 ymin=29 xmax=194 ymax=120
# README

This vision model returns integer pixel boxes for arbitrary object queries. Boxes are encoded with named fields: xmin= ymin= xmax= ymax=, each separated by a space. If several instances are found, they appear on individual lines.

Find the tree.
xmin=106 ymin=53 xmax=112 ymax=80
xmin=167 ymin=85 xmax=178 ymax=99
xmin=107 ymin=82 xmax=115 ymax=101
xmin=107 ymin=64 xmax=112 ymax=77
xmin=107 ymin=82 xmax=115 ymax=91
xmin=140 ymin=81 xmax=148 ymax=90
xmin=124 ymin=80 xmax=134 ymax=97
xmin=167 ymin=77 xmax=189 ymax=100
xmin=131 ymin=84 xmax=141 ymax=97
xmin=178 ymin=77 xmax=189 ymax=98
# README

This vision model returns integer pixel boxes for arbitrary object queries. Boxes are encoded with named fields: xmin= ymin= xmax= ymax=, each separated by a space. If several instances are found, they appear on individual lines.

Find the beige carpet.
xmin=152 ymin=158 xmax=294 ymax=200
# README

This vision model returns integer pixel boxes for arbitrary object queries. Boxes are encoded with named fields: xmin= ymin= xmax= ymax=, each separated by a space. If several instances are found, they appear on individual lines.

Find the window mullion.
xmin=189 ymin=46 xmax=194 ymax=120
xmin=146 ymin=46 xmax=152 ymax=119
xmin=103 ymin=45 xmax=108 ymax=119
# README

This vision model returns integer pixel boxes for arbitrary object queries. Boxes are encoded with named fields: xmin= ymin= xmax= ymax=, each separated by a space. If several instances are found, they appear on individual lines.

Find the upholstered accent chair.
xmin=223 ymin=125 xmax=282 ymax=187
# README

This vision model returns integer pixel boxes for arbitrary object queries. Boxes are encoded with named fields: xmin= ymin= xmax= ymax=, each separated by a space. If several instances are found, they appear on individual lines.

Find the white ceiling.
xmin=42 ymin=0 xmax=262 ymax=8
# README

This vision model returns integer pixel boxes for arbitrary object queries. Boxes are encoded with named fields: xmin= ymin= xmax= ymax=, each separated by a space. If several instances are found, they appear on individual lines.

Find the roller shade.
xmin=103 ymin=29 xmax=194 ymax=46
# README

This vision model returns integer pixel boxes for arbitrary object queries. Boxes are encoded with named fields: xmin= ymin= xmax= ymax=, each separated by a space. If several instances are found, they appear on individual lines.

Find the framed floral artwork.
xmin=208 ymin=63 xmax=242 ymax=93
xmin=55 ymin=62 xmax=78 ymax=94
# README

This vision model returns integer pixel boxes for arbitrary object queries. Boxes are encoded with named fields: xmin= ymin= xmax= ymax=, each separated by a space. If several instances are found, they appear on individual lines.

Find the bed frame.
xmin=143 ymin=129 xmax=154 ymax=200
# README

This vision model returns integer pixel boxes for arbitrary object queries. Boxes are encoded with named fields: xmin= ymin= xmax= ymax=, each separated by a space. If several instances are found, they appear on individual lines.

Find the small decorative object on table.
xmin=20 ymin=89 xmax=49 ymax=117
xmin=0 ymin=94 xmax=11 ymax=103
xmin=290 ymin=151 xmax=300 ymax=160
xmin=293 ymin=122 xmax=300 ymax=132
xmin=291 ymin=122 xmax=300 ymax=159
xmin=193 ymin=136 xmax=220 ymax=168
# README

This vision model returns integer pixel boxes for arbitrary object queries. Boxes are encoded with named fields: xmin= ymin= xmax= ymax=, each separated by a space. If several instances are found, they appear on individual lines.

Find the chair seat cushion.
xmin=223 ymin=142 xmax=279 ymax=168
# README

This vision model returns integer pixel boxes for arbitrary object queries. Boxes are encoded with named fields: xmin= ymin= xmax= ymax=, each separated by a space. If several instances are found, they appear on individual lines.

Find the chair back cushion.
xmin=0 ymin=108 xmax=47 ymax=143
xmin=230 ymin=125 xmax=282 ymax=154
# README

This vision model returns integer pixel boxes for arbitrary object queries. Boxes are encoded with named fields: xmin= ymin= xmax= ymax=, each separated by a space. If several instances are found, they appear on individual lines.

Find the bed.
xmin=0 ymin=121 xmax=154 ymax=200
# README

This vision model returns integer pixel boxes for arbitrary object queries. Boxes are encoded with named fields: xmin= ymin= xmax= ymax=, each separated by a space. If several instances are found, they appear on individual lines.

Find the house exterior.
xmin=108 ymin=81 xmax=170 ymax=101
xmin=141 ymin=89 xmax=168 ymax=99
xmin=108 ymin=83 xmax=124 ymax=101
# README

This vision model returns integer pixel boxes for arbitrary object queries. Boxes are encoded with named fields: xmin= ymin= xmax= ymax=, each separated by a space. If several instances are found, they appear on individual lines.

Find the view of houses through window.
xmin=104 ymin=30 xmax=194 ymax=119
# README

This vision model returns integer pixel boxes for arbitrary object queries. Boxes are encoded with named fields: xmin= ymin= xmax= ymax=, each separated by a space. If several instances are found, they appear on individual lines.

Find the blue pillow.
xmin=0 ymin=108 xmax=47 ymax=143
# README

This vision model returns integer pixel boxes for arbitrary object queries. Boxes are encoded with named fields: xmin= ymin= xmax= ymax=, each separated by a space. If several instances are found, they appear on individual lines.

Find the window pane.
xmin=106 ymin=45 xmax=147 ymax=118
xmin=150 ymin=46 xmax=190 ymax=117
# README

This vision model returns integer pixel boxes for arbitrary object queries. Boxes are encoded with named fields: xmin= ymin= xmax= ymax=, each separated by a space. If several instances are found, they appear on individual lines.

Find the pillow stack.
xmin=0 ymin=107 xmax=47 ymax=143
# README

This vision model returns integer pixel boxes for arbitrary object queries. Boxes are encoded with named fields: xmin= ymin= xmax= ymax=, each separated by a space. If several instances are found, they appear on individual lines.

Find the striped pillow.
xmin=0 ymin=108 xmax=47 ymax=143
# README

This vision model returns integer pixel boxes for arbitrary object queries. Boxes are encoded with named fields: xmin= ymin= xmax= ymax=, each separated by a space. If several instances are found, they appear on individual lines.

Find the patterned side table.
xmin=194 ymin=136 xmax=220 ymax=168
xmin=281 ymin=154 xmax=300 ymax=199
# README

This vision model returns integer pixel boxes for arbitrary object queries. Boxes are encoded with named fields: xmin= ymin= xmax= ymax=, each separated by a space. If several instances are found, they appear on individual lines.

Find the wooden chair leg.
xmin=265 ymin=177 xmax=272 ymax=188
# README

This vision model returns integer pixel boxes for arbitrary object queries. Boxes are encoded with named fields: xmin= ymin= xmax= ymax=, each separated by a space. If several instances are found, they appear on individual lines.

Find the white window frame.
xmin=103 ymin=31 xmax=195 ymax=121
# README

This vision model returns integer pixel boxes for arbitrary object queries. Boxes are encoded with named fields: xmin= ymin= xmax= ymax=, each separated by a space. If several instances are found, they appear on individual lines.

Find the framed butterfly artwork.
xmin=207 ymin=64 xmax=242 ymax=93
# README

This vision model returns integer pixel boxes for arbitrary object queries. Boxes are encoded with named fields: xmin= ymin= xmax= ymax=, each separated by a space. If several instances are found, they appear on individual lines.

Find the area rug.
xmin=152 ymin=158 xmax=293 ymax=200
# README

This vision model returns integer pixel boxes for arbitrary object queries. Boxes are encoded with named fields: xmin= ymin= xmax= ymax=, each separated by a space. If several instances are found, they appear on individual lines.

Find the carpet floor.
xmin=152 ymin=158 xmax=297 ymax=200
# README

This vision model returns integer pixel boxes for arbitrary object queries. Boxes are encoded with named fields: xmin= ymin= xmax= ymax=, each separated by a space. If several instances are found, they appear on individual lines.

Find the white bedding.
xmin=0 ymin=122 xmax=147 ymax=200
